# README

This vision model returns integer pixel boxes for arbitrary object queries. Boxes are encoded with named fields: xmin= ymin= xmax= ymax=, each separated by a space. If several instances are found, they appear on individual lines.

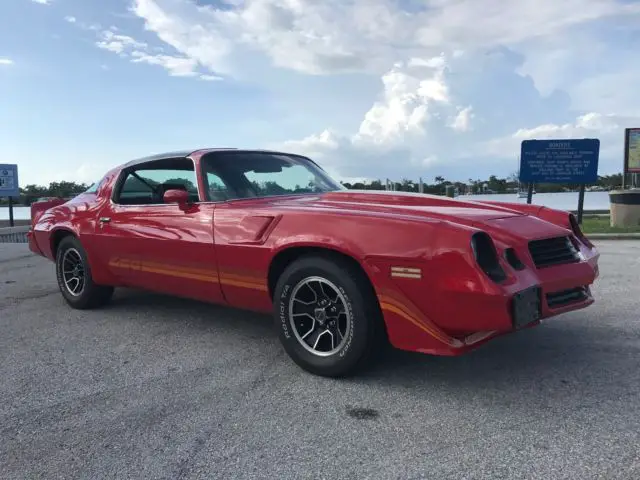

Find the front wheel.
xmin=273 ymin=254 xmax=386 ymax=377
xmin=55 ymin=235 xmax=114 ymax=309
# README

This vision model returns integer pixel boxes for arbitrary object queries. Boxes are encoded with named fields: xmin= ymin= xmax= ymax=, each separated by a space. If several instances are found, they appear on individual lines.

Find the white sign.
xmin=0 ymin=164 xmax=20 ymax=197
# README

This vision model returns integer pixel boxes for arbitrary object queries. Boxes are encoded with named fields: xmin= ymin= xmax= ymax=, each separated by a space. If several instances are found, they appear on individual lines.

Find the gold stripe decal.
xmin=378 ymin=293 xmax=462 ymax=348
xmin=108 ymin=257 xmax=267 ymax=291
xmin=390 ymin=266 xmax=422 ymax=279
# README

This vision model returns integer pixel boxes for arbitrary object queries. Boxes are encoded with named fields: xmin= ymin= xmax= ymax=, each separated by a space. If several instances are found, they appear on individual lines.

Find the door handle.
xmin=99 ymin=217 xmax=111 ymax=224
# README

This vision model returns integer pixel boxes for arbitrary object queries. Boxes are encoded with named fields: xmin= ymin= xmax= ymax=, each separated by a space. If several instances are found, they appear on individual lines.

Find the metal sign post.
xmin=0 ymin=164 xmax=20 ymax=227
xmin=519 ymin=139 xmax=600 ymax=224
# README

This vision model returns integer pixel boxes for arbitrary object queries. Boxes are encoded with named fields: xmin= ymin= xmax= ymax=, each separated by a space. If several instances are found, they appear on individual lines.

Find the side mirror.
xmin=163 ymin=189 xmax=190 ymax=208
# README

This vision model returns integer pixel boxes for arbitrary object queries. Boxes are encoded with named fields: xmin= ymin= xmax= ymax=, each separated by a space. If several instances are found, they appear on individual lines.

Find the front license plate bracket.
xmin=511 ymin=286 xmax=542 ymax=329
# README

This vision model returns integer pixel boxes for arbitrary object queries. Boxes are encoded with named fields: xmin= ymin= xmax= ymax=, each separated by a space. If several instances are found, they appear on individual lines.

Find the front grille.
xmin=546 ymin=287 xmax=588 ymax=308
xmin=528 ymin=236 xmax=580 ymax=268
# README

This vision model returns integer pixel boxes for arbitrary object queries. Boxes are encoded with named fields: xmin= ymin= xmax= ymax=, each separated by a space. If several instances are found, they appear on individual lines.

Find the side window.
xmin=206 ymin=172 xmax=232 ymax=201
xmin=245 ymin=164 xmax=320 ymax=196
xmin=113 ymin=159 xmax=199 ymax=205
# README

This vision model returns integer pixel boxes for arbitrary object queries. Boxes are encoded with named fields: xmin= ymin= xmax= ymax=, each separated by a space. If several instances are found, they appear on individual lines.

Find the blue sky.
xmin=2 ymin=0 xmax=640 ymax=186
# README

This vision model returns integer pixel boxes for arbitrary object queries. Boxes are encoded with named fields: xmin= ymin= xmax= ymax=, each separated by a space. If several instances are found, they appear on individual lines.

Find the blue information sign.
xmin=519 ymin=139 xmax=600 ymax=184
xmin=0 ymin=164 xmax=20 ymax=197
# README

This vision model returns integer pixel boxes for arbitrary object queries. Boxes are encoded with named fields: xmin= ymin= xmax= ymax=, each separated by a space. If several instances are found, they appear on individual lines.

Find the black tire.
xmin=55 ymin=235 xmax=114 ymax=309
xmin=273 ymin=254 xmax=386 ymax=377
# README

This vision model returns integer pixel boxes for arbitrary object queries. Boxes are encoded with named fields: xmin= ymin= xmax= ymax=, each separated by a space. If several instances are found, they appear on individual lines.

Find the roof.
xmin=121 ymin=148 xmax=237 ymax=168
xmin=120 ymin=147 xmax=312 ymax=169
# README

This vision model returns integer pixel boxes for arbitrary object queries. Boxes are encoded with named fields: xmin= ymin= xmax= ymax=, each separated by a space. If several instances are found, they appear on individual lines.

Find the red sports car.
xmin=27 ymin=148 xmax=600 ymax=377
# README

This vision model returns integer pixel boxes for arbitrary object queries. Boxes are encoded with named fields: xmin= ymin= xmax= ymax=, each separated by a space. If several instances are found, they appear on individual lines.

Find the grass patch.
xmin=580 ymin=215 xmax=640 ymax=234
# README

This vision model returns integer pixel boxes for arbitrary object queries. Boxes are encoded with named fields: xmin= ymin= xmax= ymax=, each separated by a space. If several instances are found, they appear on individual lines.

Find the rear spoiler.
xmin=30 ymin=197 xmax=67 ymax=227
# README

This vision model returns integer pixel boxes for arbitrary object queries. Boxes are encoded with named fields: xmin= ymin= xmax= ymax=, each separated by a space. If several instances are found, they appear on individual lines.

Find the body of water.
xmin=0 ymin=191 xmax=611 ymax=222
xmin=461 ymin=191 xmax=611 ymax=212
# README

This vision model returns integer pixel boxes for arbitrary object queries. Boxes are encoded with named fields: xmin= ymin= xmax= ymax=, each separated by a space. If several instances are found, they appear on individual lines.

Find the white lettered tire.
xmin=273 ymin=254 xmax=385 ymax=377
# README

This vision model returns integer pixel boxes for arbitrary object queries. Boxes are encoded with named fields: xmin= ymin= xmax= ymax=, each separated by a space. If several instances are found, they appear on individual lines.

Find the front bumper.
xmin=511 ymin=285 xmax=543 ymax=329
xmin=374 ymin=237 xmax=599 ymax=356
xmin=511 ymin=283 xmax=594 ymax=329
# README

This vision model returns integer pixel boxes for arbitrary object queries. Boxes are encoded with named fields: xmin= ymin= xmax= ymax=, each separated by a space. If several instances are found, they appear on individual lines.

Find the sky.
xmin=1 ymin=0 xmax=640 ymax=187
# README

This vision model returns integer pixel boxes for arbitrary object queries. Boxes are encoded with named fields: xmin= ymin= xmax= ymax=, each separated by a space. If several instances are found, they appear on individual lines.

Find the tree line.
xmin=0 ymin=173 xmax=625 ymax=205
xmin=341 ymin=173 xmax=623 ymax=194
xmin=1 ymin=181 xmax=91 ymax=205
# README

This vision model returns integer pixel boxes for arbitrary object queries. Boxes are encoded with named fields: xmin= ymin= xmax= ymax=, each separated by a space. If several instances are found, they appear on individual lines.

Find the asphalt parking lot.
xmin=1 ymin=242 xmax=639 ymax=479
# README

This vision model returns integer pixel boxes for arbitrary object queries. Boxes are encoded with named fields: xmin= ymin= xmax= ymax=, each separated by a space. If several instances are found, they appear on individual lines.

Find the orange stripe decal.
xmin=220 ymin=278 xmax=268 ymax=291
xmin=378 ymin=294 xmax=460 ymax=347
xmin=108 ymin=257 xmax=269 ymax=291
xmin=109 ymin=258 xmax=219 ymax=283
xmin=219 ymin=270 xmax=268 ymax=291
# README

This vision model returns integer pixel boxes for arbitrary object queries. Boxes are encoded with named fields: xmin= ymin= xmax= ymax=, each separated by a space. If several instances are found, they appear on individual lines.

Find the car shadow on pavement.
xmin=102 ymin=288 xmax=628 ymax=400
xmin=354 ymin=316 xmax=634 ymax=407
xmin=104 ymin=288 xmax=276 ymax=337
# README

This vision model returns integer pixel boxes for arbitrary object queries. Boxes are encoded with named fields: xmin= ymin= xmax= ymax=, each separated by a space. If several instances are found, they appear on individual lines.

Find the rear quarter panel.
xmin=31 ymin=172 xmax=119 ymax=285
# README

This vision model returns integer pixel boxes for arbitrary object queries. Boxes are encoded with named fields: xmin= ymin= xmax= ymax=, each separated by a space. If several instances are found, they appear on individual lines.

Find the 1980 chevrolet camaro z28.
xmin=27 ymin=148 xmax=600 ymax=377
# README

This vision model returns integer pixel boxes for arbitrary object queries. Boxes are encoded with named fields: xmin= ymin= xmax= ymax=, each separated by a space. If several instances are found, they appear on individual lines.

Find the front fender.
xmin=269 ymin=212 xmax=502 ymax=350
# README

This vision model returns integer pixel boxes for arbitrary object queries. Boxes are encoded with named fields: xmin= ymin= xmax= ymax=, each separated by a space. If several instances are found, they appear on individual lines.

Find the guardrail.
xmin=0 ymin=226 xmax=29 ymax=243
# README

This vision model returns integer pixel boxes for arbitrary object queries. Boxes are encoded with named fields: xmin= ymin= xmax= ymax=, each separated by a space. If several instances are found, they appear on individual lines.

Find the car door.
xmin=94 ymin=157 xmax=224 ymax=304
xmin=201 ymin=150 xmax=335 ymax=313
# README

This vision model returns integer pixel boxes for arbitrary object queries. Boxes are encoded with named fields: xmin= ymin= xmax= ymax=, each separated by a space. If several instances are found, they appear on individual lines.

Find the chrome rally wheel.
xmin=273 ymin=253 xmax=386 ymax=377
xmin=60 ymin=247 xmax=86 ymax=297
xmin=288 ymin=276 xmax=353 ymax=357
xmin=55 ymin=235 xmax=114 ymax=309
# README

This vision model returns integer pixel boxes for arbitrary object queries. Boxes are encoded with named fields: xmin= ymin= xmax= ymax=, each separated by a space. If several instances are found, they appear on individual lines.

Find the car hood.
xmin=275 ymin=190 xmax=525 ymax=221
xmin=261 ymin=190 xmax=571 ymax=241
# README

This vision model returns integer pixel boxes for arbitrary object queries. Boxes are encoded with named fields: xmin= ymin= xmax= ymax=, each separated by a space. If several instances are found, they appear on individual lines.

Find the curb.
xmin=0 ymin=226 xmax=29 ymax=244
xmin=587 ymin=233 xmax=640 ymax=240
xmin=0 ymin=234 xmax=28 ymax=243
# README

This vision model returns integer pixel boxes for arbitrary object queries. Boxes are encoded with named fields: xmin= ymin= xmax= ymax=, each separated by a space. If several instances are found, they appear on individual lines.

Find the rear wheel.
xmin=55 ymin=235 xmax=114 ymax=309
xmin=273 ymin=254 xmax=385 ymax=377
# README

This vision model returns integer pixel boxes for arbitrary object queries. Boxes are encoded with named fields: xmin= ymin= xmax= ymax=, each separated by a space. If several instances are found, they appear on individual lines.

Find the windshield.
xmin=201 ymin=151 xmax=345 ymax=201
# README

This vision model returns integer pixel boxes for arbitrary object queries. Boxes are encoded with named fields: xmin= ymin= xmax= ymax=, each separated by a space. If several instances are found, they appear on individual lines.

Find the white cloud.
xmin=130 ymin=0 xmax=235 ymax=74
xmin=31 ymin=0 xmax=51 ymax=5
xmin=350 ymin=57 xmax=454 ymax=147
xmin=68 ymin=17 xmax=222 ymax=79
xmin=64 ymin=16 xmax=77 ymax=23
xmin=126 ymin=0 xmax=640 ymax=78
xmin=0 ymin=58 xmax=14 ymax=66
xmin=271 ymin=49 xmax=639 ymax=181
xmin=96 ymin=30 xmax=148 ymax=54
xmin=483 ymin=113 xmax=637 ymax=162
xmin=130 ymin=51 xmax=198 ymax=76
xmin=56 ymin=1 xmax=640 ymax=182
xmin=199 ymin=74 xmax=223 ymax=81
xmin=450 ymin=106 xmax=474 ymax=132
